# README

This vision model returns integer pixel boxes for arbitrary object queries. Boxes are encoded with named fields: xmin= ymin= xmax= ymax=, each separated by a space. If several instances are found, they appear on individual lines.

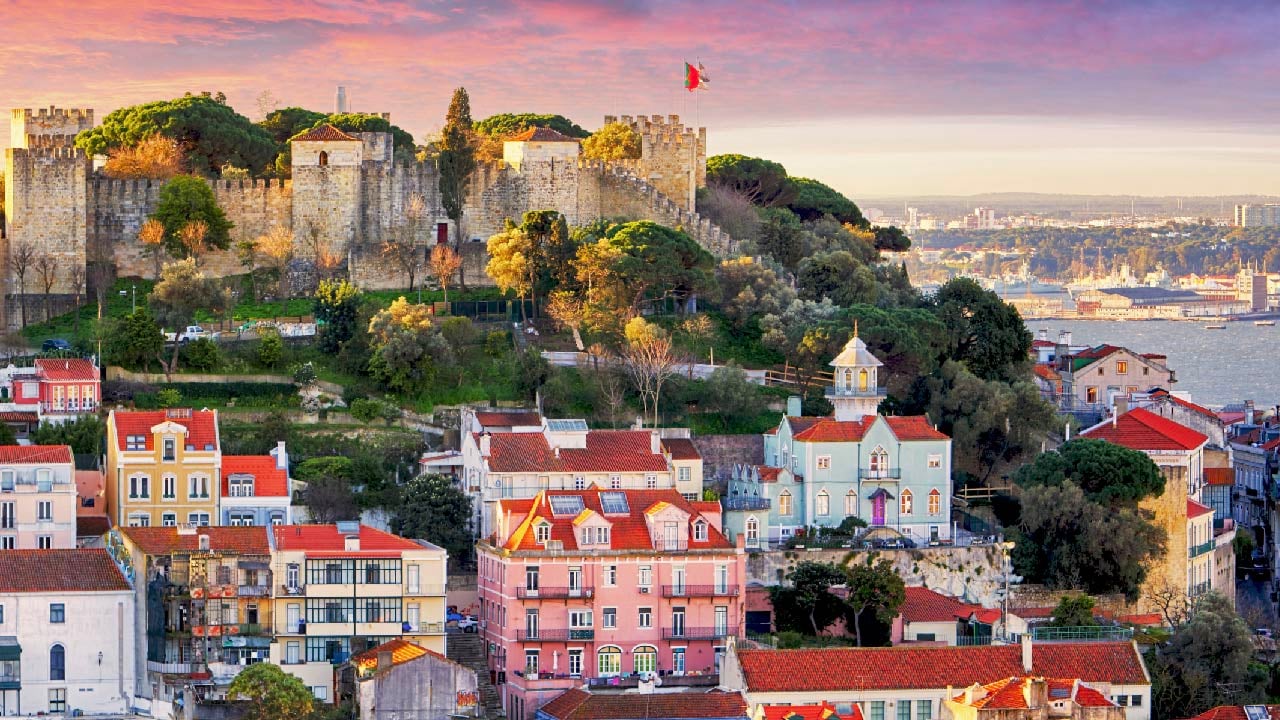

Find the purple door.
xmin=872 ymin=494 xmax=886 ymax=526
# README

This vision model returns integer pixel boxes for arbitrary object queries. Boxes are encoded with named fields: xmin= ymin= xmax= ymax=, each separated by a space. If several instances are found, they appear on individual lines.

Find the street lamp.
xmin=119 ymin=284 xmax=137 ymax=313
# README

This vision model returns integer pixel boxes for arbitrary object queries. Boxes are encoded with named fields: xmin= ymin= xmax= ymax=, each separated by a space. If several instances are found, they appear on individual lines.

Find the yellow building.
xmin=106 ymin=409 xmax=221 ymax=528
xmin=267 ymin=523 xmax=448 ymax=703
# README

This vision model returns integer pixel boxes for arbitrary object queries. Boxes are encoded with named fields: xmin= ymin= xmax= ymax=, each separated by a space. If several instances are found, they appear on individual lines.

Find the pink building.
xmin=0 ymin=358 xmax=100 ymax=434
xmin=0 ymin=445 xmax=78 ymax=549
xmin=477 ymin=488 xmax=746 ymax=720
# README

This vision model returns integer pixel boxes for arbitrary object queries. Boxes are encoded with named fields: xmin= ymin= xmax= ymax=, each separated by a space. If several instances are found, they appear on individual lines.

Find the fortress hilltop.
xmin=2 ymin=108 xmax=729 ymax=330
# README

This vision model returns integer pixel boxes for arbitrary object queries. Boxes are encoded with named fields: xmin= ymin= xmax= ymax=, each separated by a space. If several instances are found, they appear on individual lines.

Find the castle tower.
xmin=603 ymin=113 xmax=706 ymax=211
xmin=827 ymin=325 xmax=886 ymax=422
xmin=290 ymin=124 xmax=365 ymax=264
xmin=10 ymin=106 xmax=93 ymax=149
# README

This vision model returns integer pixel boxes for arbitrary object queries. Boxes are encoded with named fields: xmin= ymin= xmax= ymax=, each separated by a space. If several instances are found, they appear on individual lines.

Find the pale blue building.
xmin=722 ymin=332 xmax=953 ymax=548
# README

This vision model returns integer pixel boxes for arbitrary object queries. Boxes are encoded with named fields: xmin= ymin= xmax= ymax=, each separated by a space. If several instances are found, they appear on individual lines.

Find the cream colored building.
xmin=268 ymin=523 xmax=448 ymax=703
xmin=105 ymin=409 xmax=221 ymax=529
xmin=0 ymin=445 xmax=77 ymax=549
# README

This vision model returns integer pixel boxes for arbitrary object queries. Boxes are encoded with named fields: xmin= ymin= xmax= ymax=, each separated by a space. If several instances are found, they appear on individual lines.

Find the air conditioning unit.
xmin=639 ymin=587 xmax=650 ymax=594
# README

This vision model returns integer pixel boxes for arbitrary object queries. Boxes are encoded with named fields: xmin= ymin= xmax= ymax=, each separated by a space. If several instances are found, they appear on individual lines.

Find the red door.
xmin=436 ymin=223 xmax=449 ymax=244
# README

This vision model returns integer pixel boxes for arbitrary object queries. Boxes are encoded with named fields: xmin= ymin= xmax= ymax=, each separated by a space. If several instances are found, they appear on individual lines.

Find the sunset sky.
xmin=4 ymin=0 xmax=1280 ymax=198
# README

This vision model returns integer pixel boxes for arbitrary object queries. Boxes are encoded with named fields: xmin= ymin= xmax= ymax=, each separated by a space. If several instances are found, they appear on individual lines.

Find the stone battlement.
xmin=12 ymin=107 xmax=93 ymax=122
xmin=22 ymin=134 xmax=80 ymax=148
xmin=15 ymin=145 xmax=86 ymax=160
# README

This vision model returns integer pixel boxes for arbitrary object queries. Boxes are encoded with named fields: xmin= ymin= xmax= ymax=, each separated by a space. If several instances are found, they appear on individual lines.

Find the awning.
xmin=867 ymin=487 xmax=895 ymax=500
xmin=0 ymin=636 xmax=20 ymax=661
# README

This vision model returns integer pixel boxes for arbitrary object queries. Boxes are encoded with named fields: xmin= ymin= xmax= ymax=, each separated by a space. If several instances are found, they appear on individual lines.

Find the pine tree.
xmin=438 ymin=87 xmax=476 ymax=286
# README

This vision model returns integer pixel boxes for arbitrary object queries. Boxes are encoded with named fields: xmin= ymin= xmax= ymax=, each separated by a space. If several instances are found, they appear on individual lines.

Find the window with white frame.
xmin=815 ymin=490 xmax=829 ymax=516
xmin=845 ymin=490 xmax=857 ymax=516
xmin=125 ymin=435 xmax=146 ymax=451
xmin=188 ymin=475 xmax=209 ymax=499
xmin=595 ymin=526 xmax=609 ymax=544
xmin=678 ymin=466 xmax=691 ymax=483
xmin=163 ymin=475 xmax=176 ymax=499
xmin=637 ymin=607 xmax=652 ymax=628
xmin=602 ymin=607 xmax=617 ymax=628
xmin=573 ymin=476 xmax=585 ymax=490
xmin=928 ymin=489 xmax=941 ymax=515
xmin=645 ymin=475 xmax=657 ymax=489
xmin=187 ymin=512 xmax=210 ymax=526
xmin=128 ymin=512 xmax=150 ymax=527
xmin=37 ymin=535 xmax=52 ymax=549
xmin=37 ymin=501 xmax=52 ymax=521
xmin=603 ymin=565 xmax=617 ymax=586
xmin=609 ymin=475 xmax=621 ymax=489
xmin=129 ymin=474 xmax=150 ymax=499
xmin=162 ymin=513 xmax=177 ymax=527
xmin=535 ymin=522 xmax=550 ymax=543
xmin=928 ymin=455 xmax=942 ymax=469
xmin=693 ymin=520 xmax=707 ymax=541
xmin=163 ymin=437 xmax=176 ymax=461
xmin=638 ymin=565 xmax=652 ymax=587
xmin=0 ymin=471 xmax=11 ymax=491
xmin=778 ymin=490 xmax=792 ymax=516
xmin=901 ymin=489 xmax=914 ymax=515
xmin=35 ymin=469 xmax=51 ymax=492
xmin=229 ymin=475 xmax=255 ymax=497
xmin=817 ymin=456 xmax=831 ymax=470
xmin=569 ymin=610 xmax=592 ymax=628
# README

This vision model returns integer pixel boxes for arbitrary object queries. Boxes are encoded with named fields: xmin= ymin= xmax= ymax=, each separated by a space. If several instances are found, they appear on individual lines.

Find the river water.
xmin=1024 ymin=319 xmax=1279 ymax=409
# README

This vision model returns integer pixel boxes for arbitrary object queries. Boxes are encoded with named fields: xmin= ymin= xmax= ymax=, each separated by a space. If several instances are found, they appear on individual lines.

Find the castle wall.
xmin=4 ymin=147 xmax=89 ymax=307
xmin=10 ymin=107 xmax=93 ymax=150
xmin=604 ymin=113 xmax=706 ymax=211
xmin=291 ymin=138 xmax=363 ymax=261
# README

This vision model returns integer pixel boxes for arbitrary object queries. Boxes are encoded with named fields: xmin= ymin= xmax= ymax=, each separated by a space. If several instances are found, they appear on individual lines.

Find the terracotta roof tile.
xmin=0 ymin=444 xmax=73 ymax=464
xmin=886 ymin=416 xmax=950 ymax=441
xmin=1205 ymin=468 xmax=1234 ymax=486
xmin=222 ymin=456 xmax=289 ymax=497
xmin=662 ymin=438 xmax=701 ymax=461
xmin=498 ymin=488 xmax=733 ymax=552
xmin=0 ymin=411 xmax=37 ymax=423
xmin=761 ymin=702 xmax=858 ymax=720
xmin=736 ymin=642 xmax=1148 ymax=692
xmin=509 ymin=127 xmax=580 ymax=143
xmin=77 ymin=515 xmax=111 ymax=538
xmin=792 ymin=416 xmax=948 ymax=443
xmin=110 ymin=409 xmax=219 ymax=452
xmin=36 ymin=358 xmax=99 ymax=381
xmin=486 ymin=430 xmax=668 ymax=474
xmin=900 ymin=586 xmax=984 ymax=624
xmin=272 ymin=524 xmax=424 ymax=553
xmin=1187 ymin=498 xmax=1213 ymax=519
xmin=474 ymin=411 xmax=543 ymax=428
xmin=122 ymin=526 xmax=271 ymax=555
xmin=1182 ymin=707 xmax=1280 ymax=720
xmin=538 ymin=688 xmax=747 ymax=720
xmin=0 ymin=549 xmax=130 ymax=592
xmin=350 ymin=638 xmax=457 ymax=673
xmin=956 ymin=678 xmax=1117 ymax=710
xmin=293 ymin=124 xmax=360 ymax=142
xmin=1081 ymin=408 xmax=1208 ymax=452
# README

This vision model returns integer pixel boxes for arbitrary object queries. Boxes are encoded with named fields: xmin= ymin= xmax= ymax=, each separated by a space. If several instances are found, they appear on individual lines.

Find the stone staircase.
xmin=448 ymin=632 xmax=504 ymax=718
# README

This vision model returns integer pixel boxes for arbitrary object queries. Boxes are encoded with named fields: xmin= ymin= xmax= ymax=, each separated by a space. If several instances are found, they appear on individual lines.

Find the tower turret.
xmin=827 ymin=323 xmax=885 ymax=421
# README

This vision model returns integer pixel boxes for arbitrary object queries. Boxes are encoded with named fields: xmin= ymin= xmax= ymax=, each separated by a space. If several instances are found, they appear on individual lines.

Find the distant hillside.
xmin=859 ymin=192 xmax=1280 ymax=220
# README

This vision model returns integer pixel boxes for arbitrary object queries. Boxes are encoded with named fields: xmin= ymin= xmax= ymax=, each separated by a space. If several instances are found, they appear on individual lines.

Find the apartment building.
xmin=0 ymin=445 xmax=77 ymax=549
xmin=106 ymin=409 xmax=221 ymax=529
xmin=0 ymin=549 xmax=136 ymax=716
xmin=477 ymin=488 xmax=746 ymax=720
xmin=220 ymin=443 xmax=293 ymax=526
xmin=461 ymin=418 xmax=704 ymax=536
xmin=0 ymin=358 xmax=100 ymax=435
xmin=112 ymin=525 xmax=274 ymax=716
xmin=268 ymin=523 xmax=448 ymax=703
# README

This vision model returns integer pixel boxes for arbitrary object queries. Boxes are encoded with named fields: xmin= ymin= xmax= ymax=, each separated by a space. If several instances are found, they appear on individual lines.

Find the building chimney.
xmin=480 ymin=432 xmax=491 ymax=457
xmin=198 ymin=534 xmax=211 ymax=552
xmin=554 ymin=446 xmax=560 ymax=459
xmin=786 ymin=396 xmax=803 ymax=417
xmin=1115 ymin=396 xmax=1129 ymax=416
xmin=345 ymin=535 xmax=360 ymax=552
xmin=1020 ymin=634 xmax=1033 ymax=673
xmin=651 ymin=431 xmax=661 ymax=455
xmin=1061 ymin=330 xmax=1072 ymax=346
xmin=271 ymin=441 xmax=289 ymax=471
xmin=377 ymin=650 xmax=393 ymax=672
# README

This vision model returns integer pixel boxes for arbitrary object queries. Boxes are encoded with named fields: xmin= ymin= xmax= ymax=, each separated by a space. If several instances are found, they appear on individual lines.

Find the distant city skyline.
xmin=3 ymin=0 xmax=1279 ymax=198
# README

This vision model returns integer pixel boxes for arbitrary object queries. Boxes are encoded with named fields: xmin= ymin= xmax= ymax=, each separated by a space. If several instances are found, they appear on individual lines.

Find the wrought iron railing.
xmin=516 ymin=628 xmax=595 ymax=642
xmin=516 ymin=586 xmax=595 ymax=599
xmin=661 ymin=626 xmax=729 ymax=640
xmin=661 ymin=585 xmax=739 ymax=598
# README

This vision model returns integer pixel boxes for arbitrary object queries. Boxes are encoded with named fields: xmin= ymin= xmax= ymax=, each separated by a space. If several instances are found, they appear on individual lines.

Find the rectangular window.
xmin=916 ymin=632 xmax=936 ymax=641
xmin=573 ymin=476 xmax=585 ymax=490
xmin=610 ymin=475 xmax=621 ymax=489
xmin=285 ymin=641 xmax=301 ymax=664
xmin=125 ymin=435 xmax=146 ymax=451
xmin=595 ymin=527 xmax=609 ymax=544
xmin=163 ymin=437 xmax=176 ymax=461
xmin=0 ymin=605 xmax=4 ymax=624
xmin=604 ymin=565 xmax=617 ymax=586
xmin=1117 ymin=696 xmax=1129 ymax=707
xmin=928 ymin=455 xmax=942 ymax=469
xmin=187 ymin=512 xmax=210 ymax=526
xmin=678 ymin=466 xmax=691 ymax=483
xmin=1117 ymin=360 xmax=1128 ymax=374
xmin=672 ymin=648 xmax=685 ymax=673
xmin=898 ymin=700 xmax=912 ymax=720
xmin=871 ymin=701 xmax=885 ymax=720
xmin=917 ymin=700 xmax=932 ymax=720
xmin=1086 ymin=387 xmax=1098 ymax=404
xmin=817 ymin=456 xmax=831 ymax=470
xmin=50 ymin=603 xmax=65 ymax=623
xmin=0 ymin=502 xmax=11 ymax=529
xmin=568 ymin=649 xmax=583 ymax=677
xmin=0 ymin=536 xmax=13 ymax=550
xmin=694 ymin=522 xmax=707 ymax=541
xmin=569 ymin=610 xmax=592 ymax=628
xmin=646 ymin=475 xmax=657 ymax=489
xmin=38 ymin=535 xmax=51 ymax=549
xmin=163 ymin=475 xmax=176 ymax=499
xmin=638 ymin=566 xmax=652 ymax=587
xmin=36 ymin=470 xmax=51 ymax=493
xmin=1131 ymin=696 xmax=1142 ymax=707
xmin=37 ymin=500 xmax=52 ymax=521
xmin=312 ymin=686 xmax=328 ymax=701
xmin=188 ymin=475 xmax=208 ymax=499
xmin=526 ymin=566 xmax=540 ymax=592
xmin=714 ymin=606 xmax=728 ymax=636
xmin=602 ymin=608 xmax=617 ymax=628
xmin=638 ymin=607 xmax=652 ymax=628
xmin=49 ymin=689 xmax=66 ymax=713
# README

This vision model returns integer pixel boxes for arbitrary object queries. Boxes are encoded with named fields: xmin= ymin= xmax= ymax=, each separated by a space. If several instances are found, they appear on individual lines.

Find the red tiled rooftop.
xmin=957 ymin=678 xmax=1116 ymax=710
xmin=756 ymin=466 xmax=783 ymax=483
xmin=509 ymin=126 xmax=580 ymax=143
xmin=498 ymin=488 xmax=733 ymax=553
xmin=77 ymin=516 xmax=111 ymax=538
xmin=474 ymin=411 xmax=543 ymax=428
xmin=0 ymin=445 xmax=73 ymax=464
xmin=122 ymin=526 xmax=271 ymax=555
xmin=761 ymin=702 xmax=859 ymax=720
xmin=111 ymin=409 xmax=219 ymax=452
xmin=350 ymin=638 xmax=455 ymax=672
xmin=735 ymin=642 xmax=1149 ymax=691
xmin=272 ymin=524 xmax=424 ymax=554
xmin=485 ymin=430 xmax=668 ymax=474
xmin=36 ymin=357 xmax=99 ymax=381
xmin=292 ymin=123 xmax=360 ymax=142
xmin=1164 ymin=394 xmax=1220 ymax=422
xmin=1187 ymin=498 xmax=1213 ymax=519
xmin=900 ymin=586 xmax=984 ymax=624
xmin=662 ymin=438 xmax=701 ymax=461
xmin=0 ymin=411 xmax=37 ymax=423
xmin=793 ymin=416 xmax=948 ymax=443
xmin=221 ymin=456 xmax=289 ymax=497
xmin=0 ymin=549 xmax=130 ymax=592
xmin=1081 ymin=407 xmax=1208 ymax=452
xmin=1205 ymin=468 xmax=1234 ymax=486
xmin=538 ymin=688 xmax=747 ymax=720
xmin=1033 ymin=365 xmax=1061 ymax=381
xmin=1182 ymin=707 xmax=1280 ymax=720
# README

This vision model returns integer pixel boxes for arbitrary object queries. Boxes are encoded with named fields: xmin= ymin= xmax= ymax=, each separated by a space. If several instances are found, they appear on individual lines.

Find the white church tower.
xmin=828 ymin=324 xmax=886 ymax=421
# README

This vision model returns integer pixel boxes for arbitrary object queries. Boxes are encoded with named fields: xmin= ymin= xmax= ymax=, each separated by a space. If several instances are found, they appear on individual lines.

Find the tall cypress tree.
xmin=438 ymin=87 xmax=476 ymax=286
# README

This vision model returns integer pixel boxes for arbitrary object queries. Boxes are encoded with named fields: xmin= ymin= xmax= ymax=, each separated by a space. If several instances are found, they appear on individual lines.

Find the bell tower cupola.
xmin=828 ymin=322 xmax=886 ymax=421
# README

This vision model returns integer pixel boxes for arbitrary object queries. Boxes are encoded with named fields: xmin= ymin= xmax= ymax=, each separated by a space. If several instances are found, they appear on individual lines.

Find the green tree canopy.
xmin=76 ymin=93 xmax=277 ymax=174
xmin=707 ymin=154 xmax=797 ymax=207
xmin=770 ymin=561 xmax=847 ymax=636
xmin=151 ymin=176 xmax=234 ymax=257
xmin=787 ymin=177 xmax=866 ymax=226
xmin=227 ymin=659 xmax=314 ymax=720
xmin=843 ymin=557 xmax=906 ymax=647
xmin=390 ymin=473 xmax=474 ymax=569
xmin=106 ymin=308 xmax=165 ymax=372
xmin=1013 ymin=438 xmax=1165 ymax=506
xmin=313 ymin=279 xmax=364 ymax=354
xmin=439 ymin=88 xmax=477 ymax=246
xmin=32 ymin=415 xmax=106 ymax=457
xmin=474 ymin=113 xmax=589 ymax=138
xmin=258 ymin=107 xmax=328 ymax=144
xmin=756 ymin=207 xmax=805 ymax=270
xmin=1049 ymin=594 xmax=1099 ymax=627
xmin=599 ymin=221 xmax=717 ymax=311
xmin=930 ymin=277 xmax=1031 ymax=382
xmin=148 ymin=259 xmax=229 ymax=377
xmin=797 ymin=250 xmax=879 ymax=307
xmin=315 ymin=113 xmax=414 ymax=149
xmin=1148 ymin=593 xmax=1266 ymax=719
xmin=873 ymin=225 xmax=911 ymax=252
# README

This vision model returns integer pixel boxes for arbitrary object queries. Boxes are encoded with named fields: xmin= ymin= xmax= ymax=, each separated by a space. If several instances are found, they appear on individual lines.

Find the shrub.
xmin=777 ymin=631 xmax=804 ymax=649
xmin=349 ymin=398 xmax=381 ymax=424
xmin=258 ymin=330 xmax=284 ymax=368
xmin=292 ymin=362 xmax=317 ymax=387
xmin=156 ymin=388 xmax=182 ymax=408
xmin=181 ymin=338 xmax=223 ymax=371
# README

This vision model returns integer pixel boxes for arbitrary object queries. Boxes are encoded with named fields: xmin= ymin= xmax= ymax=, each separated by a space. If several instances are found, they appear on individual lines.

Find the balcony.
xmin=824 ymin=387 xmax=883 ymax=399
xmin=858 ymin=468 xmax=902 ymax=480
xmin=661 ymin=585 xmax=739 ymax=598
xmin=722 ymin=497 xmax=770 ymax=511
xmin=515 ymin=628 xmax=596 ymax=642
xmin=238 ymin=585 xmax=271 ymax=597
xmin=407 ymin=621 xmax=446 ymax=635
xmin=586 ymin=673 xmax=719 ymax=689
xmin=1189 ymin=581 xmax=1212 ymax=597
xmin=147 ymin=660 xmax=204 ymax=675
xmin=516 ymin=586 xmax=595 ymax=600
xmin=280 ymin=585 xmax=305 ymax=596
xmin=661 ymin=626 xmax=729 ymax=640
xmin=1189 ymin=541 xmax=1214 ymax=559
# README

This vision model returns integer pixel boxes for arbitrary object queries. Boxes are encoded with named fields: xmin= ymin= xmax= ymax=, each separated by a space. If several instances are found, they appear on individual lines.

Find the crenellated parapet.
xmin=10 ymin=107 xmax=94 ymax=150
xmin=601 ymin=113 xmax=706 ymax=212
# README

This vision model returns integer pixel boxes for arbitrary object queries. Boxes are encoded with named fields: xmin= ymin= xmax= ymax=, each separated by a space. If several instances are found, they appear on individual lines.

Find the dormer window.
xmin=693 ymin=520 xmax=707 ymax=541
xmin=126 ymin=435 xmax=146 ymax=451
xmin=595 ymin=527 xmax=609 ymax=544
xmin=535 ymin=522 xmax=550 ymax=544
xmin=229 ymin=475 xmax=255 ymax=498
xmin=162 ymin=437 xmax=176 ymax=461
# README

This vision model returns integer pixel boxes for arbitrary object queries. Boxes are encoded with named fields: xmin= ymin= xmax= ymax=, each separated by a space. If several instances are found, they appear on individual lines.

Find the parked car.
xmin=41 ymin=338 xmax=72 ymax=352
xmin=164 ymin=325 xmax=212 ymax=343
xmin=457 ymin=615 xmax=479 ymax=633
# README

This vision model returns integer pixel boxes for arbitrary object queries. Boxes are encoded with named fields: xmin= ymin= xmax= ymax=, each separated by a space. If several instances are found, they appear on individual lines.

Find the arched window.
xmin=845 ymin=490 xmax=857 ymax=516
xmin=815 ymin=490 xmax=830 ymax=517
xmin=318 ymin=151 xmax=329 ymax=167
xmin=597 ymin=646 xmax=622 ymax=677
xmin=843 ymin=369 xmax=853 ymax=388
xmin=858 ymin=368 xmax=869 ymax=391
xmin=745 ymin=517 xmax=759 ymax=547
xmin=868 ymin=447 xmax=889 ymax=475
xmin=50 ymin=643 xmax=65 ymax=680
xmin=928 ymin=489 xmax=941 ymax=515
xmin=900 ymin=489 xmax=913 ymax=515
xmin=778 ymin=491 xmax=792 ymax=517
xmin=633 ymin=645 xmax=657 ymax=674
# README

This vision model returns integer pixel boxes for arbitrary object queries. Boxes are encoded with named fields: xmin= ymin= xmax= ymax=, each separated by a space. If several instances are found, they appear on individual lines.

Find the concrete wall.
xmin=357 ymin=653 xmax=479 ymax=720
xmin=747 ymin=545 xmax=1009 ymax=607
xmin=692 ymin=434 xmax=764 ymax=487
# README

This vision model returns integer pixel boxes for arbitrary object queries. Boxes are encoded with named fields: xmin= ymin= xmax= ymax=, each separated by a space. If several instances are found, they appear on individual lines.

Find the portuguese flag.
xmin=685 ymin=62 xmax=708 ymax=91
